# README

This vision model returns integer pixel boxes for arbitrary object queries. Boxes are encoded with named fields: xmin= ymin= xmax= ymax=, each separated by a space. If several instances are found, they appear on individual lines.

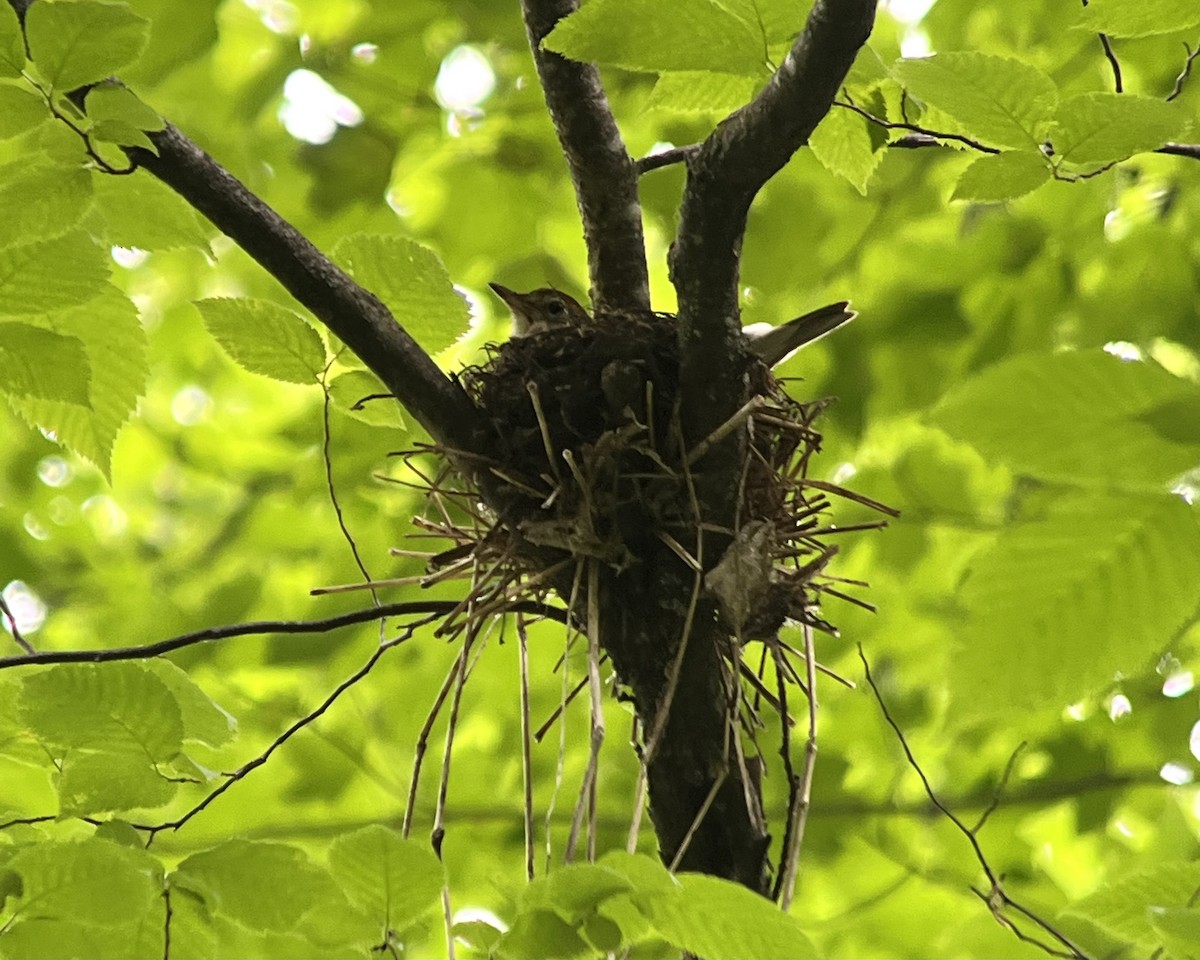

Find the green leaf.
xmin=327 ymin=824 xmax=445 ymax=931
xmin=544 ymin=0 xmax=764 ymax=74
xmin=0 ymin=84 xmax=48 ymax=139
xmin=84 ymin=82 xmax=164 ymax=131
xmin=931 ymin=351 xmax=1200 ymax=489
xmin=332 ymin=234 xmax=469 ymax=356
xmin=1063 ymin=862 xmax=1200 ymax=953
xmin=143 ymin=659 xmax=237 ymax=748
xmin=892 ymin=52 xmax=1057 ymax=150
xmin=5 ymin=839 xmax=161 ymax=927
xmin=89 ymin=117 xmax=156 ymax=151
xmin=0 ymin=159 xmax=93 ymax=249
xmin=643 ymin=874 xmax=818 ymax=960
xmin=327 ymin=369 xmax=404 ymax=428
xmin=498 ymin=909 xmax=593 ymax=960
xmin=25 ymin=0 xmax=150 ymax=92
xmin=195 ymin=297 xmax=326 ymax=384
xmin=1053 ymin=93 xmax=1186 ymax=165
xmin=844 ymin=45 xmax=891 ymax=95
xmin=1149 ymin=906 xmax=1200 ymax=956
xmin=0 ymin=2 xmax=23 ymax=76
xmin=19 ymin=662 xmax=184 ymax=814
xmin=520 ymin=864 xmax=632 ymax=923
xmin=91 ymin=169 xmax=210 ymax=251
xmin=1076 ymin=0 xmax=1200 ymax=38
xmin=453 ymin=920 xmax=503 ymax=954
xmin=951 ymin=150 xmax=1050 ymax=201
xmin=952 ymin=492 xmax=1200 ymax=716
xmin=644 ymin=71 xmax=759 ymax=115
xmin=0 ymin=323 xmax=90 ymax=403
xmin=809 ymin=106 xmax=883 ymax=195
xmin=6 ymin=285 xmax=147 ymax=476
xmin=173 ymin=840 xmax=340 ymax=932
xmin=0 ymin=230 xmax=109 ymax=315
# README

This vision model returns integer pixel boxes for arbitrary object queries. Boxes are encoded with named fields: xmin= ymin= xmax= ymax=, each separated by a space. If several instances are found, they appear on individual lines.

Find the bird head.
xmin=489 ymin=283 xmax=590 ymax=337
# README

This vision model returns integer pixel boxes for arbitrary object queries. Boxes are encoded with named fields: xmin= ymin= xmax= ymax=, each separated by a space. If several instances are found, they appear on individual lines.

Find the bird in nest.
xmin=489 ymin=282 xmax=855 ymax=369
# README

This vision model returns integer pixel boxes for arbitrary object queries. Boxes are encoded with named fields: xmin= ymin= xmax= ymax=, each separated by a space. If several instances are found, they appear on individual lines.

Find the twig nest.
xmin=451 ymin=312 xmax=873 ymax=639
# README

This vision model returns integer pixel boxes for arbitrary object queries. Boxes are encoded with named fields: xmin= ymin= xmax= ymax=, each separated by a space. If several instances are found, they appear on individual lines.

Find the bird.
xmin=488 ymin=282 xmax=855 ymax=368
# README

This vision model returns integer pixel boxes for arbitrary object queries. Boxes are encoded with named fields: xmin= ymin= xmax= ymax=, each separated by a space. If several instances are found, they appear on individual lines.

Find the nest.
xmin=403 ymin=311 xmax=891 ymax=642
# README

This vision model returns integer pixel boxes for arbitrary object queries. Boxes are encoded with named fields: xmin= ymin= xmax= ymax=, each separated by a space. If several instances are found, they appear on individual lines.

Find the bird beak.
xmin=489 ymin=282 xmax=532 ymax=336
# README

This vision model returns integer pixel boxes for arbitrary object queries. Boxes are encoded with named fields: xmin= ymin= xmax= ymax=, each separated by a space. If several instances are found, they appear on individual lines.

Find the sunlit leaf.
xmin=25 ymin=0 xmax=150 ymax=91
xmin=1053 ymin=93 xmax=1186 ymax=164
xmin=1075 ymin=0 xmax=1200 ymax=38
xmin=951 ymin=150 xmax=1050 ymax=201
xmin=196 ymin=297 xmax=326 ymax=384
xmin=544 ymin=0 xmax=764 ymax=74
xmin=892 ymin=52 xmax=1057 ymax=149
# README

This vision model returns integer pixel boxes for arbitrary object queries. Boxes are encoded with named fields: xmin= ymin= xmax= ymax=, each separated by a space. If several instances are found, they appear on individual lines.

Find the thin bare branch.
xmin=858 ymin=645 xmax=1091 ymax=959
xmin=1167 ymin=41 xmax=1200 ymax=101
xmin=0 ymin=600 xmax=566 ymax=671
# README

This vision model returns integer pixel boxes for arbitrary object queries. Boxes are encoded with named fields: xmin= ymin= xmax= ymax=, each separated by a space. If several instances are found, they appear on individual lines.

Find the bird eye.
xmin=546 ymin=299 xmax=565 ymax=317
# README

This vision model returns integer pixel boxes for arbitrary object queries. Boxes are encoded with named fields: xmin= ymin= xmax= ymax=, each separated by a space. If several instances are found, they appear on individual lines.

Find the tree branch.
xmin=671 ymin=0 xmax=877 ymax=478
xmin=124 ymin=125 xmax=482 ymax=453
xmin=0 ymin=600 xmax=566 ymax=670
xmin=519 ymin=0 xmax=649 ymax=313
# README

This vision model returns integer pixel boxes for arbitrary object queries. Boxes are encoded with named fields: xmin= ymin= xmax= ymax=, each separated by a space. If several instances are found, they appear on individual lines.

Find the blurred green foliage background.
xmin=2 ymin=0 xmax=1200 ymax=956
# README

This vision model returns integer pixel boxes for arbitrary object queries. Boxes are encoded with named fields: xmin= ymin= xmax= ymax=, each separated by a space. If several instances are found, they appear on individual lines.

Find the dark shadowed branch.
xmin=671 ymin=0 xmax=876 ymax=460
xmin=519 ymin=0 xmax=650 ymax=314
xmin=671 ymin=0 xmax=877 ymax=500
xmin=0 ymin=600 xmax=566 ymax=670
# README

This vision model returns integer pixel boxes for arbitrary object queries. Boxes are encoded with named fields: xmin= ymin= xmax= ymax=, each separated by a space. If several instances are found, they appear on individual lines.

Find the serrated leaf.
xmin=952 ymin=492 xmax=1200 ymax=716
xmin=19 ymin=662 xmax=184 ymax=814
xmin=327 ymin=824 xmax=444 ymax=930
xmin=1062 ymin=862 xmax=1200 ymax=953
xmin=327 ymin=369 xmax=404 ymax=428
xmin=7 ymin=285 xmax=147 ymax=476
xmin=0 ymin=323 xmax=89 ymax=403
xmin=173 ymin=840 xmax=339 ymax=931
xmin=931 ymin=351 xmax=1200 ymax=489
xmin=25 ymin=0 xmax=149 ymax=92
xmin=1150 ymin=906 xmax=1200 ymax=955
xmin=0 ymin=84 xmax=48 ymax=139
xmin=520 ymin=864 xmax=632 ymax=923
xmin=644 ymin=71 xmax=759 ymax=115
xmin=6 ymin=839 xmax=161 ymax=927
xmin=1076 ymin=0 xmax=1200 ymax=38
xmin=90 ymin=118 xmax=156 ymax=151
xmin=544 ymin=0 xmax=763 ymax=74
xmin=712 ymin=0 xmax=808 ymax=45
xmin=499 ymin=909 xmax=593 ymax=960
xmin=0 ymin=230 xmax=110 ymax=315
xmin=0 ymin=159 xmax=93 ymax=249
xmin=195 ymin=297 xmax=326 ymax=384
xmin=84 ymin=82 xmax=164 ymax=131
xmin=1053 ymin=93 xmax=1186 ymax=165
xmin=92 ymin=169 xmax=210 ymax=251
xmin=892 ymin=52 xmax=1057 ymax=150
xmin=332 ymin=234 xmax=468 ymax=355
xmin=809 ymin=105 xmax=882 ymax=195
xmin=644 ymin=874 xmax=818 ymax=960
xmin=844 ymin=44 xmax=890 ymax=95
xmin=0 ymin=3 xmax=23 ymax=76
xmin=58 ymin=747 xmax=177 ymax=814
xmin=951 ymin=150 xmax=1050 ymax=202
xmin=144 ymin=660 xmax=236 ymax=748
